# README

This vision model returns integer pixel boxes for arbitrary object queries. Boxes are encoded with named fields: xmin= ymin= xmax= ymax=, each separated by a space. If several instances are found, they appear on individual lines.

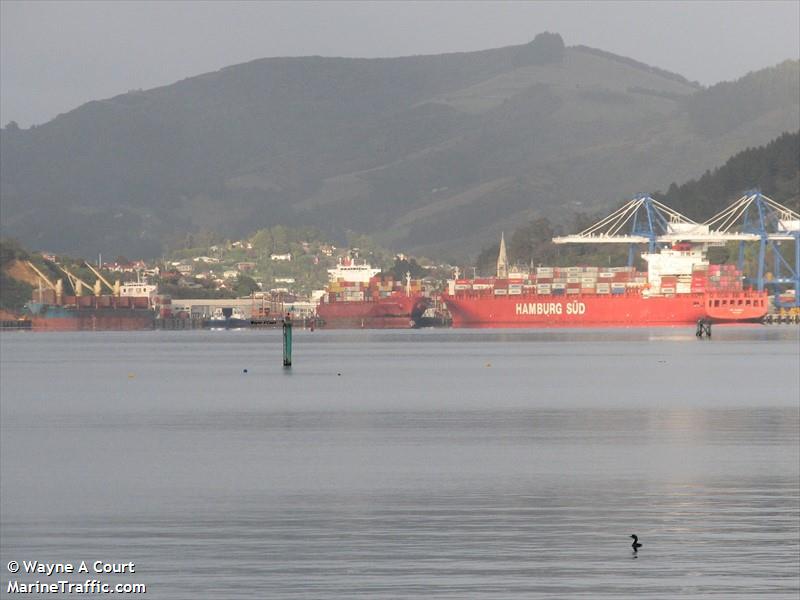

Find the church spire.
xmin=496 ymin=232 xmax=508 ymax=279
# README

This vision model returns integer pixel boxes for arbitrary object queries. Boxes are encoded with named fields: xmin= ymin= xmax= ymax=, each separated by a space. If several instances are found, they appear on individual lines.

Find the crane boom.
xmin=26 ymin=260 xmax=64 ymax=303
xmin=26 ymin=261 xmax=56 ymax=290
xmin=56 ymin=264 xmax=96 ymax=295
xmin=84 ymin=262 xmax=118 ymax=295
xmin=551 ymin=196 xmax=697 ymax=249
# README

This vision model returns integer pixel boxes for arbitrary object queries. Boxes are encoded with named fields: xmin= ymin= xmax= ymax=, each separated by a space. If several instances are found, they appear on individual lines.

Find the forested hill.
xmin=1 ymin=32 xmax=798 ymax=259
xmin=653 ymin=131 xmax=799 ymax=219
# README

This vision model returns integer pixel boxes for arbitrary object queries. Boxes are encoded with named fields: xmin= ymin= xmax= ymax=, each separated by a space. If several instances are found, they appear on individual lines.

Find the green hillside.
xmin=1 ymin=33 xmax=797 ymax=260
xmin=653 ymin=131 xmax=799 ymax=218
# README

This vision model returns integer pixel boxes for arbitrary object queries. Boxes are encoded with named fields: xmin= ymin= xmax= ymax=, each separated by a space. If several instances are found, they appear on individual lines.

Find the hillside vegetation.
xmin=653 ymin=131 xmax=799 ymax=218
xmin=0 ymin=239 xmax=34 ymax=311
xmin=1 ymin=33 xmax=798 ymax=260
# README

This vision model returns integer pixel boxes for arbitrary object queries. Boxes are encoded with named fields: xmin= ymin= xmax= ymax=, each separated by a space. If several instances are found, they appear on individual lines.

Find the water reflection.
xmin=1 ymin=329 xmax=798 ymax=599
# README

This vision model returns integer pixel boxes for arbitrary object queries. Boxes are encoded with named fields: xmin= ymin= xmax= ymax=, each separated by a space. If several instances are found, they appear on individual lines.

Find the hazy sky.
xmin=2 ymin=0 xmax=798 ymax=127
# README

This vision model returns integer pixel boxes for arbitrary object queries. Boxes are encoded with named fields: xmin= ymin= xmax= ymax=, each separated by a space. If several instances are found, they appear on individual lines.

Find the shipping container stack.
xmin=327 ymin=275 xmax=423 ymax=303
xmin=454 ymin=266 xmax=648 ymax=297
xmin=706 ymin=264 xmax=743 ymax=292
xmin=691 ymin=263 xmax=707 ymax=294
xmin=452 ymin=260 xmax=749 ymax=299
xmin=328 ymin=278 xmax=366 ymax=303
xmin=659 ymin=275 xmax=677 ymax=296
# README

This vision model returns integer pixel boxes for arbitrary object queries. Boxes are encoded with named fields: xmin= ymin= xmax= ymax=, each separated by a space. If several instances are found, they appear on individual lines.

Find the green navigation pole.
xmin=283 ymin=313 xmax=293 ymax=367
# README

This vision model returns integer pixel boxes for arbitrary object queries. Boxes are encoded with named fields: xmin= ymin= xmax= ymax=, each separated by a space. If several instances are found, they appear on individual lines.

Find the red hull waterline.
xmin=29 ymin=313 xmax=155 ymax=331
xmin=317 ymin=296 xmax=429 ymax=329
xmin=443 ymin=290 xmax=768 ymax=328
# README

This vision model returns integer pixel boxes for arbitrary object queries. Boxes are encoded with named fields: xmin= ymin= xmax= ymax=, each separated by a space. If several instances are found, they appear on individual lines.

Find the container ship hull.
xmin=317 ymin=295 xmax=429 ymax=329
xmin=444 ymin=291 xmax=767 ymax=328
xmin=446 ymin=241 xmax=769 ymax=328
xmin=25 ymin=303 xmax=155 ymax=331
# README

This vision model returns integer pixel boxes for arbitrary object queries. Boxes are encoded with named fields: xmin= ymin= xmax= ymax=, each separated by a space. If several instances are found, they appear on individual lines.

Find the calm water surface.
xmin=1 ymin=327 xmax=798 ymax=598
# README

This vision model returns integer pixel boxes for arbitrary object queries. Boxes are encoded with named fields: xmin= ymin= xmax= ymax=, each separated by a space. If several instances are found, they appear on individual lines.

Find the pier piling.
xmin=696 ymin=318 xmax=712 ymax=338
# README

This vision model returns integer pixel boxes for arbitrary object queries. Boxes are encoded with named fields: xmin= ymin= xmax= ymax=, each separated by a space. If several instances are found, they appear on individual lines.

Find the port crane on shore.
xmin=552 ymin=195 xmax=698 ymax=259
xmin=699 ymin=191 xmax=799 ymax=306
xmin=552 ymin=191 xmax=799 ymax=308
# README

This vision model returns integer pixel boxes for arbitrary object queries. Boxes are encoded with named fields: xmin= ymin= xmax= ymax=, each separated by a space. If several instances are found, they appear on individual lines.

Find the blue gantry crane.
xmin=552 ymin=194 xmax=698 ymax=266
xmin=552 ymin=191 xmax=799 ymax=308
xmin=702 ymin=190 xmax=799 ymax=307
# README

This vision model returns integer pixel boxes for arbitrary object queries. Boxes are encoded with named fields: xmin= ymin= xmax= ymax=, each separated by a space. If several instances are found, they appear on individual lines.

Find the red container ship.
xmin=444 ymin=243 xmax=768 ymax=328
xmin=316 ymin=257 xmax=429 ymax=328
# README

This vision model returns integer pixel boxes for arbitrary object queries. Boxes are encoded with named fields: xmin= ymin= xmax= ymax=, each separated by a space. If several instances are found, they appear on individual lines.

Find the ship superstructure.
xmin=326 ymin=257 xmax=382 ymax=284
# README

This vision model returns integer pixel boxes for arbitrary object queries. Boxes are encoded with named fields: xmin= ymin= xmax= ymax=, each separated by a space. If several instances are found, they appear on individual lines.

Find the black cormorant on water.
xmin=630 ymin=534 xmax=642 ymax=551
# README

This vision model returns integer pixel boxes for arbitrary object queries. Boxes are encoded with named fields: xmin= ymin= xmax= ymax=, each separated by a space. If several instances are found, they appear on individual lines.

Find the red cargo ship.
xmin=317 ymin=293 xmax=429 ymax=329
xmin=444 ymin=243 xmax=768 ymax=328
xmin=24 ymin=298 xmax=156 ymax=331
xmin=316 ymin=257 xmax=429 ymax=328
xmin=24 ymin=286 xmax=156 ymax=331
